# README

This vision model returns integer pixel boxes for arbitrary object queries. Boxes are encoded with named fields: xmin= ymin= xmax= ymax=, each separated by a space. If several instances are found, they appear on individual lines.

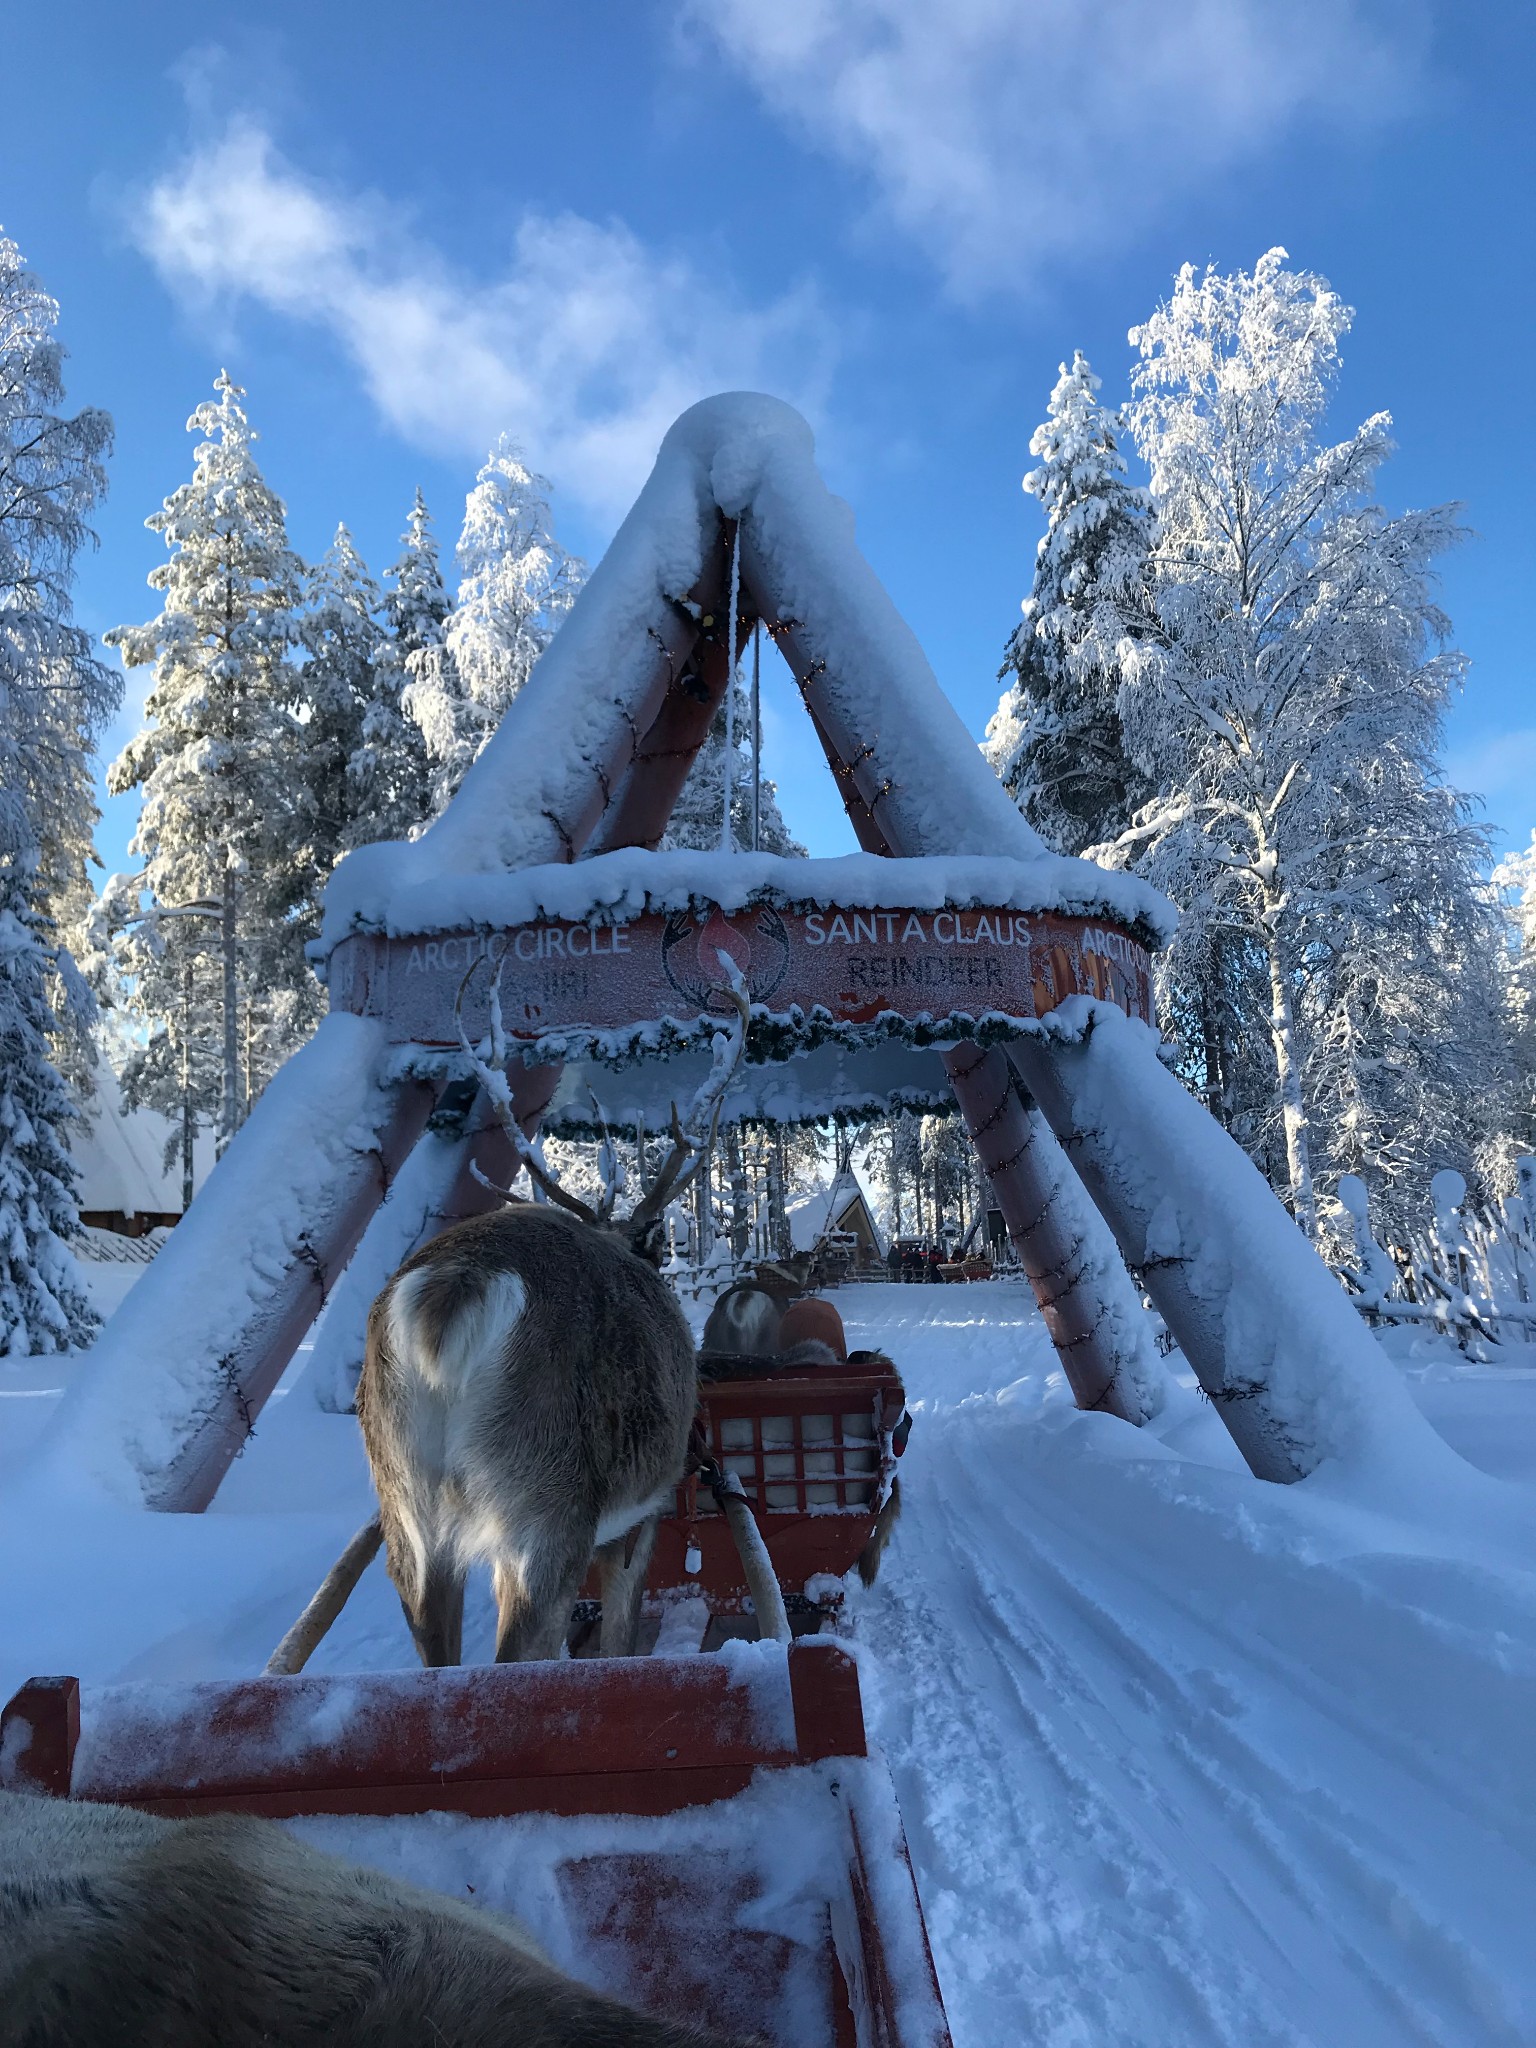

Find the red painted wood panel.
xmin=328 ymin=903 xmax=1153 ymax=1048
xmin=3 ymin=1644 xmax=865 ymax=1812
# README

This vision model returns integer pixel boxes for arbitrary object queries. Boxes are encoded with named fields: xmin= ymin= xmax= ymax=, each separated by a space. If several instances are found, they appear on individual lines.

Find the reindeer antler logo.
xmin=661 ymin=905 xmax=789 ymax=1013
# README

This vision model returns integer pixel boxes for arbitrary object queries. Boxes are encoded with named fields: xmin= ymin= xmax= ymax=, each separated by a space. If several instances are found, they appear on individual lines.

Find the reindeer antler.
xmin=627 ymin=964 xmax=752 ymax=1230
xmin=454 ymin=942 xmax=752 ymax=1238
xmin=454 ymin=951 xmax=603 ymax=1225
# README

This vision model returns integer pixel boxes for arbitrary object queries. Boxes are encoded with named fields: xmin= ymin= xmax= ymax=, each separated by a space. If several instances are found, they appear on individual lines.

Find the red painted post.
xmin=789 ymin=1643 xmax=869 ymax=1763
xmin=0 ymin=1676 xmax=79 ymax=1796
xmin=943 ymin=1041 xmax=1142 ymax=1420
xmin=148 ymin=1078 xmax=439 ymax=1510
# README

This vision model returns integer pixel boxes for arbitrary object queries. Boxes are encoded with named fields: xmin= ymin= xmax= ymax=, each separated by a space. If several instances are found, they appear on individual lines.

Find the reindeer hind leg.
xmin=856 ymin=1474 xmax=903 ymax=1588
xmin=406 ymin=1548 xmax=467 ymax=1667
xmin=379 ymin=1500 xmax=467 ymax=1668
xmin=493 ymin=1520 xmax=595 ymax=1664
xmin=596 ymin=1513 xmax=659 ymax=1657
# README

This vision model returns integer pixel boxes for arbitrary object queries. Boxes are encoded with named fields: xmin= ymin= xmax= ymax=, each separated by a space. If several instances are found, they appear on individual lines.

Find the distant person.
xmin=886 ymin=1241 xmax=902 ymax=1283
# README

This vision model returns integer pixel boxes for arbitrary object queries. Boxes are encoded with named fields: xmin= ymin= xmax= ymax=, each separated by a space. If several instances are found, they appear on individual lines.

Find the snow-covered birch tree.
xmin=1093 ymin=251 xmax=1497 ymax=1235
xmin=106 ymin=372 xmax=306 ymax=1150
xmin=1492 ymin=832 xmax=1536 ymax=1169
xmin=985 ymin=351 xmax=1151 ymax=855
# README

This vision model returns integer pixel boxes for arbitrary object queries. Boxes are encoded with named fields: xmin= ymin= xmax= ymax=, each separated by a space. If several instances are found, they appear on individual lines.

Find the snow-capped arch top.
xmin=319 ymin=392 xmax=1171 ymax=957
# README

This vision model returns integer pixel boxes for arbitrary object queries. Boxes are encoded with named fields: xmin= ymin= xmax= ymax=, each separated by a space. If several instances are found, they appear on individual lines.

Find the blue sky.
xmin=4 ymin=0 xmax=1531 ymax=875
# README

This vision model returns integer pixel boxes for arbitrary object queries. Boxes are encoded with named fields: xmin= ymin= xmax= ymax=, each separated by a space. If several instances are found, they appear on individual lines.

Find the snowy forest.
xmin=3 ymin=230 xmax=1535 ymax=1355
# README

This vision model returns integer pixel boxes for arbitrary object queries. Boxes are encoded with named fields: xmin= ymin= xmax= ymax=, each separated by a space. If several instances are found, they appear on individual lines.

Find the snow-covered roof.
xmin=785 ymin=1166 xmax=885 ymax=1255
xmin=317 ymin=392 xmax=1173 ymax=960
xmin=69 ymin=1064 xmax=212 ymax=1218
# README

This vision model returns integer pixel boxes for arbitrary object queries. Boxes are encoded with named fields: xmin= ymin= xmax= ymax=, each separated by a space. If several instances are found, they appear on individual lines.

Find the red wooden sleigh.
xmin=2 ymin=1641 xmax=950 ymax=2046
xmin=581 ymin=1352 xmax=909 ymax=1641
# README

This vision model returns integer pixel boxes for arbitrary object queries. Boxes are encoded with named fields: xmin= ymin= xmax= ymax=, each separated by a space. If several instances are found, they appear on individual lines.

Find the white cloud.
xmin=682 ymin=0 xmax=1424 ymax=298
xmin=131 ymin=120 xmax=835 ymax=519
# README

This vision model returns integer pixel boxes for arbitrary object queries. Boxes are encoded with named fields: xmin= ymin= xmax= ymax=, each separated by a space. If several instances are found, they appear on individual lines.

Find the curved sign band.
xmin=328 ymin=903 xmax=1153 ymax=1050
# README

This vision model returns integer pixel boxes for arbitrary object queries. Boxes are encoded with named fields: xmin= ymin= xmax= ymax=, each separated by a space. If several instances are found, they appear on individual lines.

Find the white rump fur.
xmin=361 ymin=1205 xmax=701 ymax=1667
xmin=388 ymin=1267 xmax=528 ymax=1393
xmin=385 ymin=1268 xmax=532 ymax=1583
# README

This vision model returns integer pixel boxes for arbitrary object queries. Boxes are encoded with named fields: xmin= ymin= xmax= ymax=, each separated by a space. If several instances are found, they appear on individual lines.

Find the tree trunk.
xmin=220 ymin=875 xmax=241 ymax=1156
xmin=1201 ymin=985 xmax=1225 ymax=1122
xmin=725 ymin=1127 xmax=750 ymax=1257
xmin=1264 ymin=921 xmax=1316 ymax=1236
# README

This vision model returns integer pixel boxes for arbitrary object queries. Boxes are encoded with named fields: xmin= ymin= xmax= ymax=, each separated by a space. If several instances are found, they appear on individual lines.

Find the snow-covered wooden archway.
xmin=45 ymin=395 xmax=1427 ymax=1511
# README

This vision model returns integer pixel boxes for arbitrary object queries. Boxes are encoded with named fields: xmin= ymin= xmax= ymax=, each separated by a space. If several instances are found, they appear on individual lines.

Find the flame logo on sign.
xmin=661 ymin=905 xmax=790 ymax=1012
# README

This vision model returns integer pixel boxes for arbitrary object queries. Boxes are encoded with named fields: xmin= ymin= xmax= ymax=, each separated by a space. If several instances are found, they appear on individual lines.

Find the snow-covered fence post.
xmin=1510 ymin=1160 xmax=1536 ymax=1305
xmin=1398 ymin=1169 xmax=1497 ymax=1359
xmin=1430 ymin=1170 xmax=1471 ymax=1284
xmin=1333 ymin=1174 xmax=1400 ymax=1317
xmin=1011 ymin=1001 xmax=1452 ymax=1483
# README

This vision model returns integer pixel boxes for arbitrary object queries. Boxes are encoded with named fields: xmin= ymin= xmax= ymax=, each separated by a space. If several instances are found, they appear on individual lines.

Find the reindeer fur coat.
xmin=0 ymin=1790 xmax=746 ymax=2047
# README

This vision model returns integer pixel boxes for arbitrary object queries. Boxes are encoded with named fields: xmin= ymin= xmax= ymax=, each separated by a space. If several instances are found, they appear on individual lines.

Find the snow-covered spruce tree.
xmin=353 ymin=490 xmax=435 ymax=841
xmin=423 ymin=439 xmax=582 ymax=807
xmin=0 ymin=228 xmax=117 ymax=1084
xmin=0 ymin=822 xmax=96 ymax=1352
xmin=106 ymin=372 xmax=306 ymax=1150
xmin=87 ymin=869 xmax=223 ymax=1209
xmin=297 ymin=525 xmax=382 ymax=878
xmin=394 ymin=488 xmax=474 ymax=821
xmin=1097 ymin=250 xmax=1498 ymax=1236
xmin=984 ymin=351 xmax=1152 ymax=856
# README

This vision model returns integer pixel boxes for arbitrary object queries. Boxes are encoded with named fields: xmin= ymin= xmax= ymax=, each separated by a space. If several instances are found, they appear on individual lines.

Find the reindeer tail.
xmin=856 ymin=1475 xmax=902 ymax=1588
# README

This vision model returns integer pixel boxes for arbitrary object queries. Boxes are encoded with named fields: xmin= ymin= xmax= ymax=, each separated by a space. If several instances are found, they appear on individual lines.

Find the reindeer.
xmin=699 ymin=1252 xmax=814 ymax=1361
xmin=0 ymin=1789 xmax=750 ymax=2046
xmin=346 ymin=963 xmax=751 ymax=1669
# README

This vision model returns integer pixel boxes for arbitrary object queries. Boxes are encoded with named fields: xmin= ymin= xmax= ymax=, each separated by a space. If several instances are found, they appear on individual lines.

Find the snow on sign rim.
xmin=326 ymin=897 xmax=1155 ymax=1051
xmin=316 ymin=847 xmax=1175 ymax=959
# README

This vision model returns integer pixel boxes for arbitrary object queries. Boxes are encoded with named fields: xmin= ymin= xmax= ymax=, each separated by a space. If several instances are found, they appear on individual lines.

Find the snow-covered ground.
xmin=3 ymin=1267 xmax=1534 ymax=2045
xmin=844 ymin=1286 xmax=1536 ymax=2048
